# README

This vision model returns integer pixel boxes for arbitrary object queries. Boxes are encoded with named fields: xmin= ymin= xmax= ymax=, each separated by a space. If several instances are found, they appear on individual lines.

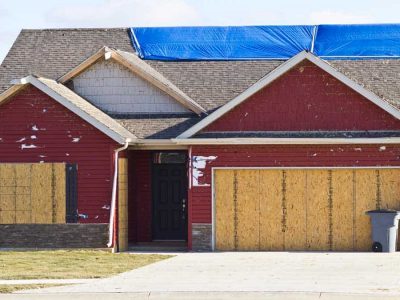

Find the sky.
xmin=1 ymin=0 xmax=400 ymax=63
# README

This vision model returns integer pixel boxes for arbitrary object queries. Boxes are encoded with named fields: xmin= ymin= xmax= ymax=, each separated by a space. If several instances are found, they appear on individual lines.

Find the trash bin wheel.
xmin=372 ymin=242 xmax=383 ymax=252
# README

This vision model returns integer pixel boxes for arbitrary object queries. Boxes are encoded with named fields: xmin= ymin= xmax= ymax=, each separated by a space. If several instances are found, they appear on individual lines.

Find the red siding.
xmin=204 ymin=61 xmax=400 ymax=132
xmin=128 ymin=150 xmax=152 ymax=242
xmin=0 ymin=86 xmax=119 ymax=223
xmin=190 ymin=144 xmax=400 ymax=225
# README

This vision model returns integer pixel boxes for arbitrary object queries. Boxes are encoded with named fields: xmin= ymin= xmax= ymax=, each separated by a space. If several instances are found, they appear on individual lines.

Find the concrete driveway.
xmin=12 ymin=252 xmax=400 ymax=298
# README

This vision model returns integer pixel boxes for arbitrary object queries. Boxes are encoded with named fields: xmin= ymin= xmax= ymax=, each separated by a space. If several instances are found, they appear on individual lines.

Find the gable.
xmin=72 ymin=59 xmax=190 ymax=114
xmin=201 ymin=60 xmax=400 ymax=133
xmin=0 ymin=85 xmax=117 ymax=147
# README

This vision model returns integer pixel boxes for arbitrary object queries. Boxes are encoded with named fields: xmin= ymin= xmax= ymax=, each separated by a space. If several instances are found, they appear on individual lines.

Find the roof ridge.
xmin=20 ymin=28 xmax=129 ymax=32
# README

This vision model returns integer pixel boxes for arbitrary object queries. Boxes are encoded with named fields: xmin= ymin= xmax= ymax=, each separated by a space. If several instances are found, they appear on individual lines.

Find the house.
xmin=1 ymin=25 xmax=400 ymax=251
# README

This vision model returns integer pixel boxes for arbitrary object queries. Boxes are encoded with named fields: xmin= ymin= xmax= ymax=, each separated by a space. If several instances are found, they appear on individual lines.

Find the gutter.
xmin=172 ymin=137 xmax=400 ymax=145
xmin=107 ymin=138 xmax=131 ymax=251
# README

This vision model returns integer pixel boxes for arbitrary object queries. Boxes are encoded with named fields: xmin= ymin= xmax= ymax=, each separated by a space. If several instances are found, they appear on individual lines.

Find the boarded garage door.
xmin=214 ymin=168 xmax=400 ymax=251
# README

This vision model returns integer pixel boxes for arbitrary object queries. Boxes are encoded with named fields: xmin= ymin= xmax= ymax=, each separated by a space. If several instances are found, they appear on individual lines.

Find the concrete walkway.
xmin=12 ymin=252 xmax=400 ymax=297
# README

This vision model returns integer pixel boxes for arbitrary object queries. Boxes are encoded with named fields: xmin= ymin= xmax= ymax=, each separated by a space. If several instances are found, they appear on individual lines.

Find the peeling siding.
xmin=0 ymin=86 xmax=119 ymax=223
xmin=73 ymin=59 xmax=189 ymax=114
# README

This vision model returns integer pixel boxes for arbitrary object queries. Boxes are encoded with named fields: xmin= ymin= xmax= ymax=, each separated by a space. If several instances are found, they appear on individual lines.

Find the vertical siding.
xmin=204 ymin=61 xmax=400 ymax=132
xmin=128 ymin=150 xmax=152 ymax=242
xmin=190 ymin=144 xmax=400 ymax=224
xmin=0 ymin=85 xmax=119 ymax=223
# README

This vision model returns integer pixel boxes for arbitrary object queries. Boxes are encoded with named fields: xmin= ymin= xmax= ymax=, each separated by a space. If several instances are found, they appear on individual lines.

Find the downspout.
xmin=107 ymin=138 xmax=131 ymax=250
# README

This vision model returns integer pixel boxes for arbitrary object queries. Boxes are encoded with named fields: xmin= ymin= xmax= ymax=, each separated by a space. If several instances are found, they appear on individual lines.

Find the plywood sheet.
xmin=306 ymin=170 xmax=330 ymax=250
xmin=0 ymin=163 xmax=65 ymax=225
xmin=118 ymin=158 xmax=129 ymax=251
xmin=214 ymin=168 xmax=400 ymax=252
xmin=31 ymin=164 xmax=53 ymax=223
xmin=331 ymin=170 xmax=354 ymax=251
xmin=285 ymin=170 xmax=307 ymax=250
xmin=54 ymin=163 xmax=66 ymax=223
xmin=215 ymin=169 xmax=235 ymax=250
xmin=236 ymin=170 xmax=260 ymax=250
xmin=354 ymin=169 xmax=377 ymax=251
xmin=259 ymin=170 xmax=284 ymax=250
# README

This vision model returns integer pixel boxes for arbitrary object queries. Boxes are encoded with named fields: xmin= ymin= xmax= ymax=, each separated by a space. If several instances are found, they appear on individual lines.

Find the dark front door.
xmin=152 ymin=156 xmax=188 ymax=241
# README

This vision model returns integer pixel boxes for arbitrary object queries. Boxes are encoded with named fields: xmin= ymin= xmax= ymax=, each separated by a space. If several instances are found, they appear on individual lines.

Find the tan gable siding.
xmin=72 ymin=60 xmax=189 ymax=114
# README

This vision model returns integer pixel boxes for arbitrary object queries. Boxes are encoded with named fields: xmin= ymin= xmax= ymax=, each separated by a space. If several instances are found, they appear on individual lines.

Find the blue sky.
xmin=1 ymin=0 xmax=400 ymax=63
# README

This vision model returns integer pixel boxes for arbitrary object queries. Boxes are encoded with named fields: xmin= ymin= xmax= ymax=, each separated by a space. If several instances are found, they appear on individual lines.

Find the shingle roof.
xmin=115 ymin=115 xmax=201 ymax=139
xmin=2 ymin=28 xmax=400 ymax=139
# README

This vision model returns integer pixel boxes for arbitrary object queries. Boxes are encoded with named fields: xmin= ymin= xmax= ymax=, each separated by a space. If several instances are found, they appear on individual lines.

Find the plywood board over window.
xmin=0 ymin=163 xmax=66 ymax=224
xmin=214 ymin=168 xmax=400 ymax=252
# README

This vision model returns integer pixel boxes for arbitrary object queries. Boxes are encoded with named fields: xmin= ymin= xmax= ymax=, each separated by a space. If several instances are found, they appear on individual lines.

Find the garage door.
xmin=214 ymin=169 xmax=400 ymax=251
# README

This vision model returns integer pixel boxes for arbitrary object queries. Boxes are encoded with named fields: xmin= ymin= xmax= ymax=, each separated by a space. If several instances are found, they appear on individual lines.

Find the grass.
xmin=0 ymin=284 xmax=64 ymax=293
xmin=0 ymin=250 xmax=172 ymax=280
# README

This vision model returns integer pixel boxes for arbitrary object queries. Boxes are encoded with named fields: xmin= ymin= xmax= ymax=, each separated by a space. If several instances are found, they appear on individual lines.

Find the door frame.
xmin=211 ymin=166 xmax=400 ymax=251
xmin=151 ymin=150 xmax=189 ymax=241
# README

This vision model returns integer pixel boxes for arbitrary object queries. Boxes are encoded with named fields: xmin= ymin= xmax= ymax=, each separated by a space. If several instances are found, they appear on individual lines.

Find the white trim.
xmin=0 ymin=76 xmax=134 ymax=144
xmin=177 ymin=51 xmax=400 ymax=139
xmin=210 ymin=165 xmax=400 ymax=251
xmin=173 ymin=137 xmax=400 ymax=145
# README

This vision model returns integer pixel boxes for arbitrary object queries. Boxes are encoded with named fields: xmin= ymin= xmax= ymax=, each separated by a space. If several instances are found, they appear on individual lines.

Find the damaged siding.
xmin=0 ymin=86 xmax=119 ymax=223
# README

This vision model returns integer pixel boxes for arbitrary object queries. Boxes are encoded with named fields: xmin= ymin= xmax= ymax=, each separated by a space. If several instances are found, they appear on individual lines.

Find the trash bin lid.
xmin=366 ymin=209 xmax=399 ymax=214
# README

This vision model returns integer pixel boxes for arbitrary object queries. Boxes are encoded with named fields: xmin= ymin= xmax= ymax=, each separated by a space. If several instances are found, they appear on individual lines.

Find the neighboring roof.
xmin=177 ymin=51 xmax=400 ymax=138
xmin=0 ymin=28 xmax=134 ymax=93
xmin=58 ymin=46 xmax=206 ymax=114
xmin=0 ymin=75 xmax=136 ymax=144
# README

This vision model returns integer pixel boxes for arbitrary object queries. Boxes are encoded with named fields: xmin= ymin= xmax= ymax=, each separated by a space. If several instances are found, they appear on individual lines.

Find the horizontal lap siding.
xmin=204 ymin=61 xmax=400 ymax=132
xmin=0 ymin=86 xmax=118 ymax=223
xmin=190 ymin=145 xmax=400 ymax=223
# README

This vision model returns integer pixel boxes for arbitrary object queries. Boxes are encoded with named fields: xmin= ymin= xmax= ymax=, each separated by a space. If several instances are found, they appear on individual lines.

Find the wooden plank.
xmin=285 ymin=170 xmax=307 ymax=250
xmin=380 ymin=169 xmax=400 ymax=210
xmin=215 ymin=170 xmax=235 ymax=250
xmin=354 ymin=169 xmax=377 ymax=251
xmin=236 ymin=170 xmax=260 ymax=250
xmin=31 ymin=164 xmax=53 ymax=224
xmin=118 ymin=158 xmax=129 ymax=252
xmin=259 ymin=170 xmax=284 ymax=251
xmin=379 ymin=169 xmax=400 ymax=251
xmin=306 ymin=170 xmax=330 ymax=250
xmin=0 ymin=164 xmax=16 ymax=224
xmin=331 ymin=169 xmax=354 ymax=251
xmin=53 ymin=163 xmax=66 ymax=223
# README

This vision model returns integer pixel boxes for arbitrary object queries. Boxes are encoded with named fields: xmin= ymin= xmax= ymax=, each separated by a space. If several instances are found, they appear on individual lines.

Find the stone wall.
xmin=0 ymin=224 xmax=108 ymax=248
xmin=192 ymin=223 xmax=212 ymax=251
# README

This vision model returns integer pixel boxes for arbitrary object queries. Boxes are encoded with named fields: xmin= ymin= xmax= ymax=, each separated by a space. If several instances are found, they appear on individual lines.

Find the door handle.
xmin=182 ymin=198 xmax=186 ymax=219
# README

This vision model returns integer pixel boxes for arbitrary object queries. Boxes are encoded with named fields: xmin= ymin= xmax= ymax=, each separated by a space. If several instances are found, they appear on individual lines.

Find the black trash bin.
xmin=366 ymin=209 xmax=400 ymax=252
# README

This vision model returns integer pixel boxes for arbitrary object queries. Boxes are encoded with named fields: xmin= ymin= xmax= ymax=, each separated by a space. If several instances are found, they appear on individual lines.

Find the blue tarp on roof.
xmin=314 ymin=24 xmax=400 ymax=59
xmin=129 ymin=24 xmax=400 ymax=61
xmin=130 ymin=26 xmax=314 ymax=60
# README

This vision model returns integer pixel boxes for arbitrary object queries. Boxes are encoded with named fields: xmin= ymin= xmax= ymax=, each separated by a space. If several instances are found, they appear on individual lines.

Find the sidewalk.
xmin=3 ymin=291 xmax=400 ymax=300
